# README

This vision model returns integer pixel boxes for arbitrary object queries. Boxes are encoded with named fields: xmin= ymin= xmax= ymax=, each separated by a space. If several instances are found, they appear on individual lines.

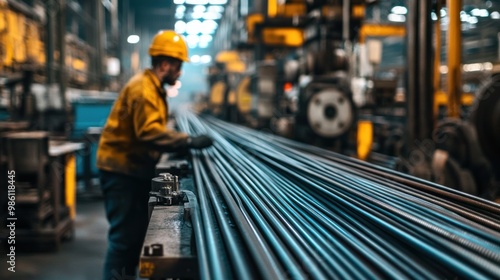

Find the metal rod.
xmin=175 ymin=113 xmax=500 ymax=279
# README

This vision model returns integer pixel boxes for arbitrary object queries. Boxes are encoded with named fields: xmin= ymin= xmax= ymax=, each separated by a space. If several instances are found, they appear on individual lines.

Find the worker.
xmin=96 ymin=30 xmax=212 ymax=280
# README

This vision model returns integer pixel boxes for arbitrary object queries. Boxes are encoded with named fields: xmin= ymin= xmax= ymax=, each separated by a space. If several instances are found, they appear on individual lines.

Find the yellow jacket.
xmin=97 ymin=69 xmax=189 ymax=178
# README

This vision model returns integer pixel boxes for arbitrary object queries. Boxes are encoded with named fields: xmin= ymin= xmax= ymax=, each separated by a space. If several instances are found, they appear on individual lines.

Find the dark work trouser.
xmin=99 ymin=170 xmax=151 ymax=280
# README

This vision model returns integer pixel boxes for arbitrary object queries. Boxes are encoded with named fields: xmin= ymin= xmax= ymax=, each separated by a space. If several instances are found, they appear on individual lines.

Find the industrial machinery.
xmin=207 ymin=50 xmax=246 ymax=123
xmin=209 ymin=0 xmax=369 ymax=151
xmin=292 ymin=1 xmax=364 ymax=148
xmin=1 ymin=0 xmax=122 ymax=196
xmin=0 ymin=0 xmax=121 ymax=250
xmin=339 ymin=0 xmax=500 ymax=199
xmin=0 ymin=0 xmax=119 ymax=128
xmin=0 ymin=131 xmax=84 ymax=250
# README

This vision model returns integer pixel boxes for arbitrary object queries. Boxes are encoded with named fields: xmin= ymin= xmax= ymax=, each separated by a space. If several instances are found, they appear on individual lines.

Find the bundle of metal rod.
xmin=176 ymin=112 xmax=500 ymax=279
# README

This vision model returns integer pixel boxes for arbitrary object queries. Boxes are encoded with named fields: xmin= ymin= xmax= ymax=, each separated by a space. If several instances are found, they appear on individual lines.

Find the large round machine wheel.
xmin=306 ymin=88 xmax=354 ymax=139
xmin=295 ymin=78 xmax=355 ymax=146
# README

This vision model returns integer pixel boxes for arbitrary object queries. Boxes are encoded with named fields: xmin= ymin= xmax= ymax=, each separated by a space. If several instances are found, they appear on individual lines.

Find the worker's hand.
xmin=187 ymin=135 xmax=213 ymax=149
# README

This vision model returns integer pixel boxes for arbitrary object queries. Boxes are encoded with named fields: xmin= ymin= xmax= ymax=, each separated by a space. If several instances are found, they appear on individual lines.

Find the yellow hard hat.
xmin=148 ymin=30 xmax=189 ymax=62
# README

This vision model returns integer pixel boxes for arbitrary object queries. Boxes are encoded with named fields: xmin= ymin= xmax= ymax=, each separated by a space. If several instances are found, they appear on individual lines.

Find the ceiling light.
xmin=173 ymin=0 xmax=185 ymax=4
xmin=460 ymin=13 xmax=469 ymax=22
xmin=202 ymin=20 xmax=218 ymax=31
xmin=207 ymin=5 xmax=224 ymax=13
xmin=479 ymin=9 xmax=489 ymax=17
xmin=186 ymin=34 xmax=200 ymax=44
xmin=391 ymin=6 xmax=407 ymax=15
xmin=491 ymin=11 xmax=500 ymax=19
xmin=191 ymin=55 xmax=201 ymax=63
xmin=203 ymin=11 xmax=222 ymax=20
xmin=186 ymin=35 xmax=198 ymax=48
xmin=175 ymin=12 xmax=184 ymax=19
xmin=200 ymin=55 xmax=212 ymax=63
xmin=208 ymin=0 xmax=227 ymax=4
xmin=468 ymin=16 xmax=478 ymax=24
xmin=175 ymin=21 xmax=186 ymax=33
xmin=176 ymin=5 xmax=186 ymax=13
xmin=192 ymin=12 xmax=204 ymax=19
xmin=127 ymin=35 xmax=140 ymax=44
xmin=471 ymin=8 xmax=489 ymax=17
xmin=199 ymin=34 xmax=213 ymax=43
xmin=193 ymin=5 xmax=206 ymax=13
xmin=186 ymin=20 xmax=202 ymax=34
xmin=198 ymin=41 xmax=209 ymax=48
xmin=388 ymin=14 xmax=405 ymax=22
xmin=185 ymin=0 xmax=208 ymax=4
xmin=440 ymin=8 xmax=447 ymax=17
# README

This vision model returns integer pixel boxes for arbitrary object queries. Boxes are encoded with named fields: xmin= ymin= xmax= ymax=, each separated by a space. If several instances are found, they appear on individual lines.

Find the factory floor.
xmin=0 ymin=189 xmax=115 ymax=280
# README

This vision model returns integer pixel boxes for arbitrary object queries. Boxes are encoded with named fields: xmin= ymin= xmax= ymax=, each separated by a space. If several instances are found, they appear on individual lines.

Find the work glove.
xmin=187 ymin=135 xmax=213 ymax=149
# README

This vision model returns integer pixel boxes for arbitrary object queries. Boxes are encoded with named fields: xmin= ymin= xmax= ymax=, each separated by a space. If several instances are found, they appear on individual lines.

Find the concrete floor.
xmin=1 ymin=196 xmax=109 ymax=280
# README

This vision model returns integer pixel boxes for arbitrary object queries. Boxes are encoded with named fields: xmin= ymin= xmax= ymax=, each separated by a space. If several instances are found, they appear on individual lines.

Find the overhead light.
xmin=191 ymin=12 xmax=204 ymax=19
xmin=207 ymin=5 xmax=224 ymax=13
xmin=200 ymin=55 xmax=212 ymax=63
xmin=203 ymin=11 xmax=222 ymax=20
xmin=175 ymin=21 xmax=186 ymax=33
xmin=200 ymin=29 xmax=216 ymax=35
xmin=463 ymin=63 xmax=483 ymax=72
xmin=191 ymin=55 xmax=201 ymax=63
xmin=480 ymin=9 xmax=489 ymax=17
xmin=468 ymin=16 xmax=478 ymax=24
xmin=185 ymin=0 xmax=208 ymax=4
xmin=431 ymin=12 xmax=437 ymax=21
xmin=186 ymin=34 xmax=200 ymax=45
xmin=175 ymin=12 xmax=184 ymax=19
xmin=391 ymin=6 xmax=407 ymax=15
xmin=460 ymin=13 xmax=469 ymax=22
xmin=127 ymin=35 xmax=140 ymax=44
xmin=208 ymin=0 xmax=227 ymax=4
xmin=176 ymin=5 xmax=186 ymax=13
xmin=440 ymin=8 xmax=447 ymax=17
xmin=186 ymin=20 xmax=202 ymax=34
xmin=388 ymin=14 xmax=405 ymax=22
xmin=199 ymin=34 xmax=213 ymax=43
xmin=491 ymin=11 xmax=500 ymax=19
xmin=173 ymin=0 xmax=185 ymax=4
xmin=202 ymin=20 xmax=218 ymax=31
xmin=198 ymin=41 xmax=209 ymax=48
xmin=107 ymin=57 xmax=120 ymax=76
xmin=471 ymin=8 xmax=489 ymax=17
xmin=193 ymin=5 xmax=206 ymax=13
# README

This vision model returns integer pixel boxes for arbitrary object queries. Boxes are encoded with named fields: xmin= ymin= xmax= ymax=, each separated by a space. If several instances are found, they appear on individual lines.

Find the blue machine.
xmin=70 ymin=91 xmax=116 ymax=179
xmin=0 ymin=109 xmax=8 ymax=120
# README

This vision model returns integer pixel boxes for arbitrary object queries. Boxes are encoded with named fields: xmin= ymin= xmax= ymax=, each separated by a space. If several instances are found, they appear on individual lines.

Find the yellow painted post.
xmin=434 ymin=0 xmax=442 ymax=120
xmin=357 ymin=120 xmax=373 ymax=161
xmin=268 ymin=0 xmax=277 ymax=17
xmin=65 ymin=154 xmax=77 ymax=219
xmin=447 ymin=0 xmax=462 ymax=118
